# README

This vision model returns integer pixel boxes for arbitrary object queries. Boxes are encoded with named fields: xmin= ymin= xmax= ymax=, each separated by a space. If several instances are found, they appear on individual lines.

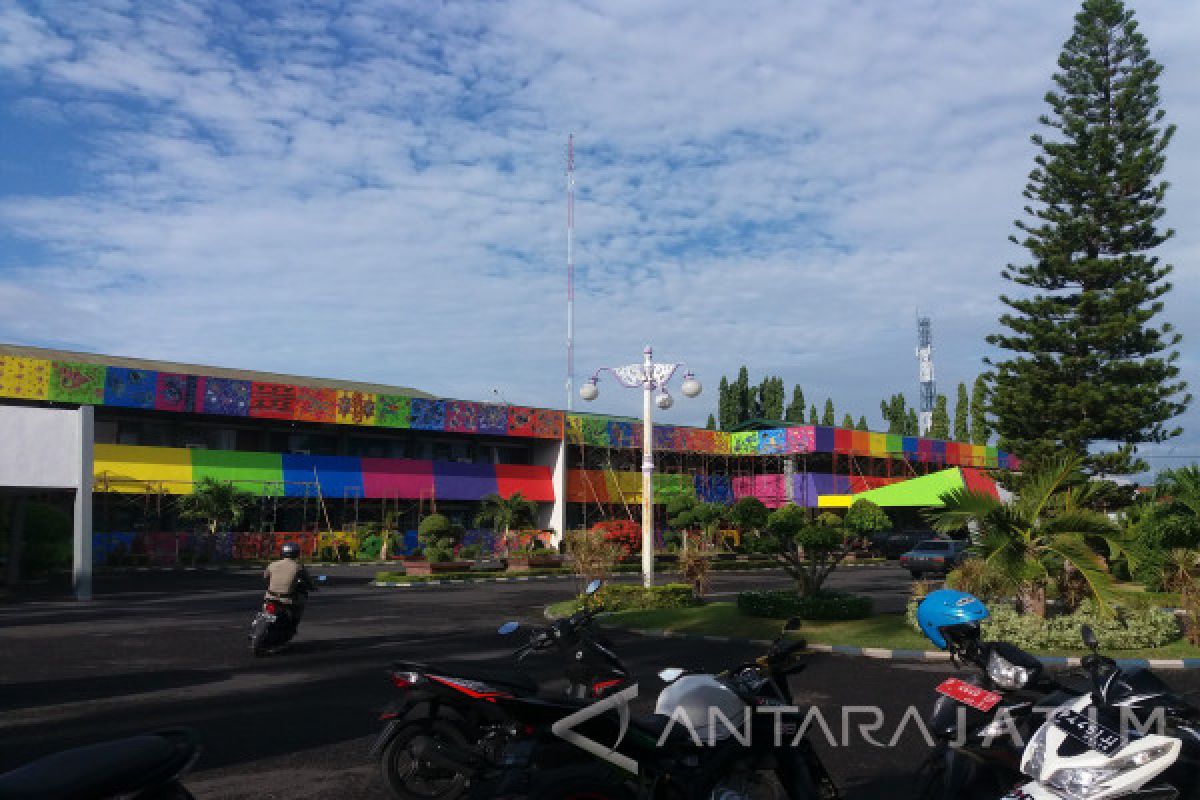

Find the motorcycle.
xmin=370 ymin=578 xmax=632 ymax=800
xmin=1003 ymin=624 xmax=1200 ymax=800
xmin=913 ymin=623 xmax=1082 ymax=799
xmin=0 ymin=727 xmax=200 ymax=800
xmin=249 ymin=573 xmax=326 ymax=656
xmin=482 ymin=617 xmax=839 ymax=800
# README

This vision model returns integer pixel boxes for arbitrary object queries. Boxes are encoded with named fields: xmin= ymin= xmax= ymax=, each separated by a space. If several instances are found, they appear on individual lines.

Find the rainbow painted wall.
xmin=94 ymin=445 xmax=555 ymax=501
xmin=0 ymin=352 xmax=1018 ymax=469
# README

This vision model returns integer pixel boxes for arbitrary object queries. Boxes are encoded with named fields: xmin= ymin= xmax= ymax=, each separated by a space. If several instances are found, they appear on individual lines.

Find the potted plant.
xmin=404 ymin=513 xmax=473 ymax=576
xmin=505 ymin=533 xmax=563 ymax=571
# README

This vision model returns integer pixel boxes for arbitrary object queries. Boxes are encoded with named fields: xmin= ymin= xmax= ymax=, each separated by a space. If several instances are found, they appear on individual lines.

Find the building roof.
xmin=0 ymin=342 xmax=435 ymax=399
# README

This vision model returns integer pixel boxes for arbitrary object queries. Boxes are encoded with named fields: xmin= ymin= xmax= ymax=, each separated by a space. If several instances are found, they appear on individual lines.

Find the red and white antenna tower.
xmin=566 ymin=133 xmax=576 ymax=411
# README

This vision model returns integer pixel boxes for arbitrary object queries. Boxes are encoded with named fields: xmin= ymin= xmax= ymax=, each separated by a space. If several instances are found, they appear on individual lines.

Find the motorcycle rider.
xmin=263 ymin=542 xmax=314 ymax=626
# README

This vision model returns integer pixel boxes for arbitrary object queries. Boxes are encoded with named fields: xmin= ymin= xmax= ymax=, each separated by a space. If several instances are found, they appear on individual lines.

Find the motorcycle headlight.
xmin=1044 ymin=743 xmax=1175 ymax=800
xmin=987 ymin=650 xmax=1032 ymax=690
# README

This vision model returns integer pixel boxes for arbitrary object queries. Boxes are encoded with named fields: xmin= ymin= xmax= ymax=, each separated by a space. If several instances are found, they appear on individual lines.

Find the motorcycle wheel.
xmin=524 ymin=764 xmax=633 ymax=800
xmin=249 ymin=616 xmax=270 ymax=657
xmin=381 ymin=719 xmax=473 ymax=800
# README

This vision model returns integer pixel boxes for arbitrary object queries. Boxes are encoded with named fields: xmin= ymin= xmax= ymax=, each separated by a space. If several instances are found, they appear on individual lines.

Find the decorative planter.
xmin=506 ymin=555 xmax=564 ymax=572
xmin=404 ymin=560 xmax=474 ymax=576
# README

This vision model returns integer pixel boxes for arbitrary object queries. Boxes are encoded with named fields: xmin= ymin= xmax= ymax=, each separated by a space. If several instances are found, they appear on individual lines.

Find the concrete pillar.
xmin=784 ymin=457 xmax=796 ymax=504
xmin=73 ymin=406 xmax=94 ymax=601
xmin=533 ymin=439 xmax=567 ymax=546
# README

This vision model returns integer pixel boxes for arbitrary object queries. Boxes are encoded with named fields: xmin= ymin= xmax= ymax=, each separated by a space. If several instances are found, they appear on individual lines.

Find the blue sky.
xmin=1 ymin=1 xmax=1199 ymax=472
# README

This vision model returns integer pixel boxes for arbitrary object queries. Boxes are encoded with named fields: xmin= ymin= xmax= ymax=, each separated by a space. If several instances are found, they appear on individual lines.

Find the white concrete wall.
xmin=0 ymin=405 xmax=90 ymax=490
xmin=532 ymin=439 xmax=567 ymax=545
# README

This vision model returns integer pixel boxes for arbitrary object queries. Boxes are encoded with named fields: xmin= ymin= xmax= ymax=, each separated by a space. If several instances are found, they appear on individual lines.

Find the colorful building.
xmin=0 ymin=343 xmax=1015 ymax=585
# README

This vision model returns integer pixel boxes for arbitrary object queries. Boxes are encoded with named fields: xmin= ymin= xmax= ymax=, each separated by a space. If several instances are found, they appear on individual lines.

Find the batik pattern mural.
xmin=49 ymin=361 xmax=105 ymax=404
xmin=608 ymin=420 xmax=640 ymax=449
xmin=410 ymin=398 xmax=446 ymax=430
xmin=293 ymin=387 xmax=337 ymax=423
xmin=528 ymin=409 xmax=564 ymax=439
xmin=249 ymin=382 xmax=296 ymax=419
xmin=785 ymin=426 xmax=815 ymax=454
xmin=445 ymin=400 xmax=480 ymax=433
xmin=202 ymin=378 xmax=251 ymax=416
xmin=104 ymin=367 xmax=158 ymax=409
xmin=758 ymin=429 xmax=786 ymax=454
xmin=476 ymin=403 xmax=508 ymax=435
xmin=154 ymin=373 xmax=194 ymax=413
xmin=336 ymin=391 xmax=377 ymax=426
xmin=579 ymin=416 xmax=610 ymax=447
xmin=731 ymin=431 xmax=759 ymax=455
xmin=376 ymin=395 xmax=412 ymax=428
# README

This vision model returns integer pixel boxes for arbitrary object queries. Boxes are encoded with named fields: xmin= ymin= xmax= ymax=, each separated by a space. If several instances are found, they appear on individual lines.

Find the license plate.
xmin=935 ymin=678 xmax=1002 ymax=712
xmin=260 ymin=614 xmax=276 ymax=622
xmin=1053 ymin=709 xmax=1123 ymax=756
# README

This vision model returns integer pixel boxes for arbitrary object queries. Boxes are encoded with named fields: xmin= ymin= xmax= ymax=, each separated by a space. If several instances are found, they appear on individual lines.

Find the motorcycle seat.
xmin=0 ymin=729 xmax=198 ymax=800
xmin=395 ymin=660 xmax=539 ymax=695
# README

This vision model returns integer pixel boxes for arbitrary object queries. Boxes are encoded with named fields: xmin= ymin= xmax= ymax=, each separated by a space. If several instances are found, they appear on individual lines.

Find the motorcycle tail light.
xmin=391 ymin=671 xmax=423 ymax=689
xmin=591 ymin=679 xmax=623 ymax=697
xmin=264 ymin=602 xmax=278 ymax=614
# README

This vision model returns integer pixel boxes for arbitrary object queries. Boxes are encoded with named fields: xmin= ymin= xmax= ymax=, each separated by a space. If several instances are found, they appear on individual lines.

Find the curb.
xmin=374 ymin=574 xmax=578 ymax=588
xmin=599 ymin=626 xmax=1200 ymax=670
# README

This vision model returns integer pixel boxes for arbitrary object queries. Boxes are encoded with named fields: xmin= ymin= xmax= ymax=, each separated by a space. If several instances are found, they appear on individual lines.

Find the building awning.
xmin=847 ymin=468 xmax=999 ymax=508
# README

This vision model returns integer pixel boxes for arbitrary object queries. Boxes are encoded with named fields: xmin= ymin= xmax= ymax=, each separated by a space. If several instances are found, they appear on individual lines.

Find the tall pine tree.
xmin=970 ymin=376 xmax=990 ymax=445
xmin=856 ymin=415 xmax=869 ymax=431
xmin=930 ymin=394 xmax=950 ymax=439
xmin=717 ymin=376 xmax=733 ymax=430
xmin=953 ymin=382 xmax=970 ymax=442
xmin=841 ymin=413 xmax=855 ymax=430
xmin=822 ymin=399 xmax=836 ymax=426
xmin=734 ymin=366 xmax=752 ymax=424
xmin=988 ymin=0 xmax=1188 ymax=473
xmin=808 ymin=404 xmax=818 ymax=425
xmin=706 ymin=414 xmax=716 ymax=430
xmin=785 ymin=385 xmax=806 ymax=423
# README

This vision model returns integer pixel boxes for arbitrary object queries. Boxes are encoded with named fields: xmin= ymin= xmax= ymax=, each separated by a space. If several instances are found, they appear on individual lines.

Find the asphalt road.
xmin=1 ymin=565 xmax=1196 ymax=799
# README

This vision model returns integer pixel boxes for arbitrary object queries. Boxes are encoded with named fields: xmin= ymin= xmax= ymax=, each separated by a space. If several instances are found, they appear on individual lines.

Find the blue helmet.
xmin=917 ymin=589 xmax=989 ymax=650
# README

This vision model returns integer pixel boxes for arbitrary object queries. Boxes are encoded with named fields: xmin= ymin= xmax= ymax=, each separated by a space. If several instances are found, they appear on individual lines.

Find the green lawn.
xmin=592 ymin=602 xmax=1200 ymax=659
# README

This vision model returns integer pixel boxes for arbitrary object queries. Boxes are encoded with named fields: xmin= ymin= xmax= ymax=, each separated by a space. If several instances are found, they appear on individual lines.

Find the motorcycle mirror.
xmin=317 ymin=575 xmax=328 ymax=582
xmin=498 ymin=621 xmax=520 ymax=636
xmin=1081 ymin=624 xmax=1099 ymax=651
xmin=658 ymin=667 xmax=685 ymax=683
xmin=585 ymin=579 xmax=603 ymax=596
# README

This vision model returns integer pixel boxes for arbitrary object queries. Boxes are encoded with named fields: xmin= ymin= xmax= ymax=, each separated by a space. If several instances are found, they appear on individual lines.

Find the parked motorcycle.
xmin=249 ymin=573 xmax=326 ymax=656
xmin=0 ymin=727 xmax=200 ymax=800
xmin=911 ymin=588 xmax=1083 ymax=799
xmin=482 ymin=617 xmax=839 ymax=800
xmin=370 ymin=578 xmax=632 ymax=800
xmin=1003 ymin=624 xmax=1200 ymax=800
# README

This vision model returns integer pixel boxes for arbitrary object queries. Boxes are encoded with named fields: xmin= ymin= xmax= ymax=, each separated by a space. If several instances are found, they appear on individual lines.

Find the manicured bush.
xmin=905 ymin=598 xmax=1180 ymax=650
xmin=458 ymin=544 xmax=482 ymax=560
xmin=738 ymin=589 xmax=873 ymax=620
xmin=593 ymin=583 xmax=700 ymax=612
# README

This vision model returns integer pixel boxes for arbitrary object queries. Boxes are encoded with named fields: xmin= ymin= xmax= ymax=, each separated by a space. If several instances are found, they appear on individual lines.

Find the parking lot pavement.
xmin=3 ymin=565 xmax=1195 ymax=799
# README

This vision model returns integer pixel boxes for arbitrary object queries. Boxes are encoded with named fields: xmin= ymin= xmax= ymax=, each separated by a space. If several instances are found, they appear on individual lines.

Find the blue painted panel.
xmin=282 ymin=454 xmax=364 ymax=498
xmin=104 ymin=367 xmax=158 ymax=409
xmin=902 ymin=436 xmax=919 ymax=454
xmin=814 ymin=426 xmax=835 ymax=452
xmin=433 ymin=461 xmax=499 ymax=501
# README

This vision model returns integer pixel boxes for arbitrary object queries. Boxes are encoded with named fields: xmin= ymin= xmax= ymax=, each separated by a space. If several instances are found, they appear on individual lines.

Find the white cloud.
xmin=1 ymin=0 xmax=1198 ymax=471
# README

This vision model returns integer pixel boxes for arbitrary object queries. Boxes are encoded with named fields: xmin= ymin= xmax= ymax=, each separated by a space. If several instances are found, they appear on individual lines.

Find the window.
xmin=95 ymin=419 xmax=118 ymax=444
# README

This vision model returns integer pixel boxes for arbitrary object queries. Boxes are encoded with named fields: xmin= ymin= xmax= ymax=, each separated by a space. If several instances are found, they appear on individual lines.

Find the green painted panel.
xmin=853 ymin=468 xmax=965 ymax=507
xmin=885 ymin=434 xmax=904 ymax=453
xmin=653 ymin=473 xmax=695 ymax=501
xmin=731 ymin=431 xmax=759 ymax=455
xmin=377 ymin=395 xmax=412 ymax=428
xmin=191 ymin=449 xmax=285 ymax=496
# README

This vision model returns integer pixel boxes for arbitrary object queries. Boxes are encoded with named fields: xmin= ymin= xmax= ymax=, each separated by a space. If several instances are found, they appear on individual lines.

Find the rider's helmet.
xmin=280 ymin=542 xmax=300 ymax=559
xmin=916 ymin=589 xmax=988 ymax=651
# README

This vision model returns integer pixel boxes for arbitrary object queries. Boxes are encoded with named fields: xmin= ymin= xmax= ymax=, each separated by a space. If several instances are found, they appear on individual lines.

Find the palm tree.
xmin=928 ymin=455 xmax=1127 ymax=618
xmin=177 ymin=477 xmax=254 ymax=536
xmin=1151 ymin=466 xmax=1200 ymax=518
xmin=474 ymin=492 xmax=539 ymax=551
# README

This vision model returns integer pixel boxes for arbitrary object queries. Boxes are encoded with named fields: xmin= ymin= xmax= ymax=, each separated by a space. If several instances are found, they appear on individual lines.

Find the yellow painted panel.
xmin=0 ymin=356 xmax=51 ymax=400
xmin=604 ymin=471 xmax=643 ymax=504
xmin=335 ymin=391 xmax=379 ymax=425
xmin=817 ymin=494 xmax=853 ymax=508
xmin=94 ymin=444 xmax=194 ymax=494
xmin=869 ymin=432 xmax=887 ymax=456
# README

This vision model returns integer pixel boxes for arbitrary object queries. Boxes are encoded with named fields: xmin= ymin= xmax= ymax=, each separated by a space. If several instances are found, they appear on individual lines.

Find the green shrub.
xmin=738 ymin=589 xmax=873 ymax=620
xmin=593 ymin=583 xmax=699 ymax=612
xmin=459 ymin=544 xmax=482 ymax=560
xmin=904 ymin=598 xmax=1180 ymax=650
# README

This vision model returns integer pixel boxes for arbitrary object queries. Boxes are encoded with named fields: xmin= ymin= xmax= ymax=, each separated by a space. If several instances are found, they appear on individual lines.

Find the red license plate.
xmin=935 ymin=678 xmax=1002 ymax=712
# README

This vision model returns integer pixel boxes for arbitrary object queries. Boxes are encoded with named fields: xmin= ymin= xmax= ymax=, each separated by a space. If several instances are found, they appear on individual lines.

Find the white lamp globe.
xmin=580 ymin=380 xmax=599 ymax=402
xmin=681 ymin=373 xmax=702 ymax=398
xmin=655 ymin=392 xmax=674 ymax=410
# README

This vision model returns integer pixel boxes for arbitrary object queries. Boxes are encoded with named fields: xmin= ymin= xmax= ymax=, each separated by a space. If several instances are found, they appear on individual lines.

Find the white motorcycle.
xmin=1002 ymin=625 xmax=1200 ymax=800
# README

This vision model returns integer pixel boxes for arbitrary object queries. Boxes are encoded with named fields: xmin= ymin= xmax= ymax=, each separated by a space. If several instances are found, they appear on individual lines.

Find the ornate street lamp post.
xmin=580 ymin=346 xmax=702 ymax=587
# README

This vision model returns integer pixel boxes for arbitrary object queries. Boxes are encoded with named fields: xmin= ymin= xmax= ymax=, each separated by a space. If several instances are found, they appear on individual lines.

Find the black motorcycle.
xmin=481 ymin=617 xmax=838 ymax=800
xmin=249 ymin=573 xmax=325 ymax=656
xmin=370 ymin=579 xmax=632 ymax=800
xmin=0 ymin=727 xmax=200 ymax=800
xmin=913 ymin=624 xmax=1080 ymax=799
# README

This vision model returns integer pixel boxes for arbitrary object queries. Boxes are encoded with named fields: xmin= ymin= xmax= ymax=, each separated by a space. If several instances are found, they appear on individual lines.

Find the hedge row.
xmin=594 ymin=583 xmax=701 ymax=611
